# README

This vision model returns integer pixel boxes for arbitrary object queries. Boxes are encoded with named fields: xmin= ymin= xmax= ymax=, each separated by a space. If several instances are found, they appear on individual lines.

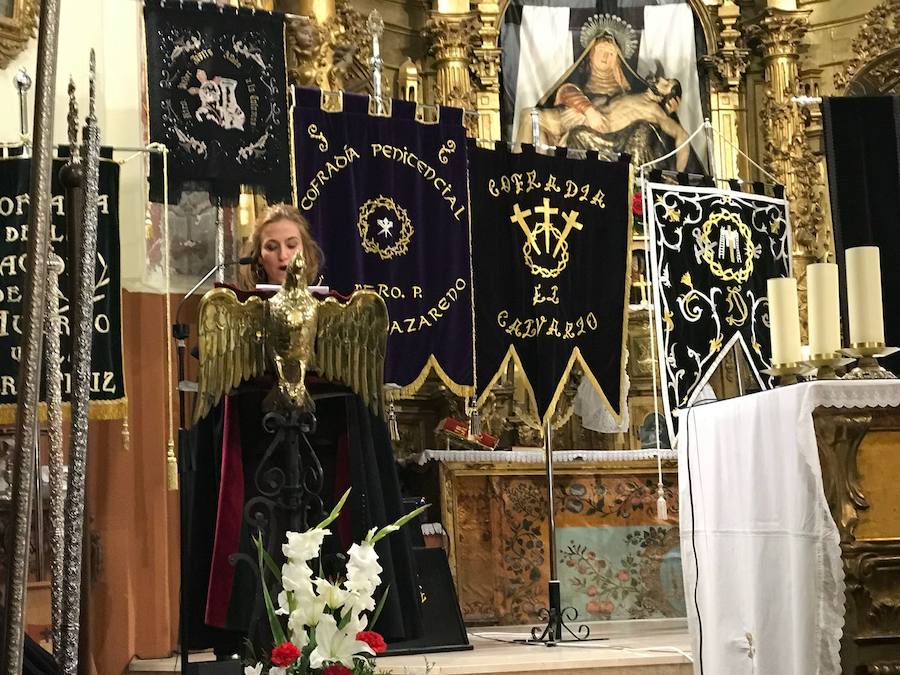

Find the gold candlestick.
xmin=803 ymin=352 xmax=854 ymax=380
xmin=762 ymin=362 xmax=811 ymax=386
xmin=841 ymin=343 xmax=899 ymax=380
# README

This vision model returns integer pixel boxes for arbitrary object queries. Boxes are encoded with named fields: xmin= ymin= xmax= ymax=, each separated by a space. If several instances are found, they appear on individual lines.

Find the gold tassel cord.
xmin=154 ymin=142 xmax=179 ymax=491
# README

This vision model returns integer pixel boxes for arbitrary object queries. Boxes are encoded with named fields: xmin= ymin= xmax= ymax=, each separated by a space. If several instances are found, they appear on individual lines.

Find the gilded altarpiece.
xmin=815 ymin=408 xmax=900 ymax=674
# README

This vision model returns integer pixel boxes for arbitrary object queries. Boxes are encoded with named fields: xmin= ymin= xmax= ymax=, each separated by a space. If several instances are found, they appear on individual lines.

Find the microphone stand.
xmin=174 ymin=258 xmax=249 ymax=675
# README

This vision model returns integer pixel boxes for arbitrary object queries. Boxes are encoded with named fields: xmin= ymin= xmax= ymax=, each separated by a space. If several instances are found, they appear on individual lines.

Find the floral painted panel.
xmin=558 ymin=525 xmax=684 ymax=620
xmin=452 ymin=469 xmax=683 ymax=625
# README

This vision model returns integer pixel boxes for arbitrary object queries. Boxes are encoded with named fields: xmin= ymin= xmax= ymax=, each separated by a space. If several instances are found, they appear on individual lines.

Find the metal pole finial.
xmin=88 ymin=49 xmax=97 ymax=122
xmin=67 ymin=77 xmax=80 ymax=163
xmin=14 ymin=67 xmax=33 ymax=154
xmin=367 ymin=10 xmax=385 ymax=114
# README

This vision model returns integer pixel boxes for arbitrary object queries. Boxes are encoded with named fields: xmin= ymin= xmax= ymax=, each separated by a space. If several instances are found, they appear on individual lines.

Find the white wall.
xmin=1 ymin=0 xmax=155 ymax=292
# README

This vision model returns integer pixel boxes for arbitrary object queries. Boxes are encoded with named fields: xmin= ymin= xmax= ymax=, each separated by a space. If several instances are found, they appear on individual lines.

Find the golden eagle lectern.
xmin=193 ymin=253 xmax=388 ymax=423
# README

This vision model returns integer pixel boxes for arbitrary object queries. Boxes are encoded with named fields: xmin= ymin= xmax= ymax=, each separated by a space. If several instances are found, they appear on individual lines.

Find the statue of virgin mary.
xmin=517 ymin=14 xmax=698 ymax=172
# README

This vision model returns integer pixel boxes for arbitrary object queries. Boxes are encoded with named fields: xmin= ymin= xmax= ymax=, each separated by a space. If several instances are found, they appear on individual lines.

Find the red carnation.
xmin=356 ymin=630 xmax=387 ymax=654
xmin=270 ymin=641 xmax=301 ymax=667
xmin=631 ymin=191 xmax=644 ymax=217
xmin=323 ymin=666 xmax=352 ymax=675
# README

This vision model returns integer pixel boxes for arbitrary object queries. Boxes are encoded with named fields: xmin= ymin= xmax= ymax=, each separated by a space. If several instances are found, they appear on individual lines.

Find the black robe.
xmin=182 ymin=379 xmax=422 ymax=655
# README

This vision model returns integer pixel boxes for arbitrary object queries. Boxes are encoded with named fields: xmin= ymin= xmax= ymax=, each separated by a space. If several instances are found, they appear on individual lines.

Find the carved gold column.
xmin=749 ymin=6 xmax=829 ymax=341
xmin=471 ymin=1 xmax=502 ymax=140
xmin=750 ymin=7 xmax=828 ymax=257
xmin=705 ymin=0 xmax=749 ymax=180
xmin=424 ymin=5 xmax=479 ymax=114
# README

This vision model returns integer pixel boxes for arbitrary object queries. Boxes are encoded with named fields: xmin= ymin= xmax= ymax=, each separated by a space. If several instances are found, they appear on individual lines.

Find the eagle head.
xmin=283 ymin=252 xmax=307 ymax=291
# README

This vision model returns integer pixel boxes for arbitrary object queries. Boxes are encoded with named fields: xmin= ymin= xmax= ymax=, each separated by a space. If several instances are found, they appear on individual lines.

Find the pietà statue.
xmin=193 ymin=252 xmax=388 ymax=422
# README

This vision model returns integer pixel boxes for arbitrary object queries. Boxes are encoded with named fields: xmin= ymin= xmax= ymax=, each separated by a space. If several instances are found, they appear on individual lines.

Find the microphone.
xmin=173 ymin=256 xmax=253 ymax=338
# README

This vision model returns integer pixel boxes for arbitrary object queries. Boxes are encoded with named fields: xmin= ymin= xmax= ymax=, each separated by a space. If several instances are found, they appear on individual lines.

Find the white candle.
xmin=768 ymin=277 xmax=802 ymax=365
xmin=846 ymin=246 xmax=885 ymax=345
xmin=807 ymin=262 xmax=841 ymax=356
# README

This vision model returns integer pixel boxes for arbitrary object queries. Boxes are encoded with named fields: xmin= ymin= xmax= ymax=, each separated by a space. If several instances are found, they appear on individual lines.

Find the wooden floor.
xmin=129 ymin=619 xmax=692 ymax=675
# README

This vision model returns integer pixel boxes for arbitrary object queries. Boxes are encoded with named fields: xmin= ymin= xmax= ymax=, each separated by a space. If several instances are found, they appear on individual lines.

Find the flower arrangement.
xmin=246 ymin=490 xmax=425 ymax=675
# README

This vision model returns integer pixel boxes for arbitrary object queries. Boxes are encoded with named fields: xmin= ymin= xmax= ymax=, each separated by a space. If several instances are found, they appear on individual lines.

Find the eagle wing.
xmin=194 ymin=288 xmax=267 ymax=423
xmin=315 ymin=290 xmax=388 ymax=416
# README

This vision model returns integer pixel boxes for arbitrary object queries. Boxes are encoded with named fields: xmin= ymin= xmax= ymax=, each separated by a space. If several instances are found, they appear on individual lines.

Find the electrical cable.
xmin=685 ymin=404 xmax=704 ymax=675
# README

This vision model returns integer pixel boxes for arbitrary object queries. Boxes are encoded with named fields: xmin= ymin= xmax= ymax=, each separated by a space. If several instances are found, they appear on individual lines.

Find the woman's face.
xmin=590 ymin=39 xmax=619 ymax=73
xmin=258 ymin=218 xmax=303 ymax=285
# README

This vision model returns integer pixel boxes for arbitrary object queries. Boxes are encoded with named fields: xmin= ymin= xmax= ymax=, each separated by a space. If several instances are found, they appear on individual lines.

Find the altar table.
xmin=677 ymin=380 xmax=900 ymax=675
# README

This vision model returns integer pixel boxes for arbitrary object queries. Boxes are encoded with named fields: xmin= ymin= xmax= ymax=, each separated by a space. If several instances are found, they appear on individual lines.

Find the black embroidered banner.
xmin=0 ymin=157 xmax=126 ymax=422
xmin=293 ymin=88 xmax=473 ymax=396
xmin=144 ymin=0 xmax=291 ymax=205
xmin=470 ymin=142 xmax=631 ymax=424
xmin=645 ymin=182 xmax=791 ymax=439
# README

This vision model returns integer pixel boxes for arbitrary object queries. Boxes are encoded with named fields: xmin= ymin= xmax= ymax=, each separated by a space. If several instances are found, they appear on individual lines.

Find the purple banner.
xmin=293 ymin=88 xmax=473 ymax=396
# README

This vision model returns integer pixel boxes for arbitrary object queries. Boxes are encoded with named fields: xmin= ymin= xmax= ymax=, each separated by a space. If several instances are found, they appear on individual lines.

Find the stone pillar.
xmin=423 ymin=7 xmax=479 ymax=114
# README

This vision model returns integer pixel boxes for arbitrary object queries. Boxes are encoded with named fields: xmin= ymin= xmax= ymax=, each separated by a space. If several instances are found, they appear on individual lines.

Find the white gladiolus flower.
xmin=315 ymin=577 xmax=350 ymax=610
xmin=275 ymin=590 xmax=290 ymax=616
xmin=269 ymin=668 xmax=287 ymax=675
xmin=283 ymin=528 xmax=328 ymax=562
xmin=344 ymin=542 xmax=382 ymax=615
xmin=281 ymin=560 xmax=314 ymax=595
xmin=244 ymin=665 xmax=263 ymax=675
xmin=287 ymin=611 xmax=311 ymax=650
xmin=308 ymin=614 xmax=374 ymax=669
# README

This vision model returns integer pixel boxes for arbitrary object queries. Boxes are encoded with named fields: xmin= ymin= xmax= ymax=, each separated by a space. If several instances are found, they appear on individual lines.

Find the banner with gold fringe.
xmin=293 ymin=88 xmax=473 ymax=397
xmin=469 ymin=141 xmax=631 ymax=426
xmin=0 ymin=155 xmax=127 ymax=423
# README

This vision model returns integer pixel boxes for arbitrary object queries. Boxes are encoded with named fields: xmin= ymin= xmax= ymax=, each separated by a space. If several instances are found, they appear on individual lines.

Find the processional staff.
xmin=1 ymin=0 xmax=63 ymax=672
xmin=58 ymin=50 xmax=103 ymax=675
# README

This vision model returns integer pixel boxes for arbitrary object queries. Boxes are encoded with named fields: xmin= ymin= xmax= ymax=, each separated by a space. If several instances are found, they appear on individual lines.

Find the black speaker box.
xmin=382 ymin=546 xmax=472 ymax=657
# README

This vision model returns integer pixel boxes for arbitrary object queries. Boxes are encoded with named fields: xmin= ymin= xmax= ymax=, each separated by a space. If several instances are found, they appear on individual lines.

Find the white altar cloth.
xmin=677 ymin=380 xmax=900 ymax=675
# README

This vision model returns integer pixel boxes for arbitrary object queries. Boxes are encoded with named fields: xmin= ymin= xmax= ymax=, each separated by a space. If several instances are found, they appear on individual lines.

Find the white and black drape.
xmin=646 ymin=180 xmax=791 ymax=440
xmin=0 ymin=154 xmax=126 ymax=422
xmin=144 ymin=0 xmax=292 ymax=205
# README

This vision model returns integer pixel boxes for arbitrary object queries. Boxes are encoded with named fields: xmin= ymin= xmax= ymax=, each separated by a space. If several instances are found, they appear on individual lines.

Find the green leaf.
xmin=317 ymin=488 xmax=352 ymax=530
xmin=254 ymin=532 xmax=287 ymax=645
xmin=261 ymin=545 xmax=282 ymax=581
xmin=369 ymin=504 xmax=429 ymax=544
xmin=370 ymin=583 xmax=391 ymax=629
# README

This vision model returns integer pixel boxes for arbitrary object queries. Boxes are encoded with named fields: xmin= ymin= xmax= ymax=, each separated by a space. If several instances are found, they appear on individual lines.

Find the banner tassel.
xmin=121 ymin=416 xmax=130 ymax=452
xmin=656 ymin=483 xmax=668 ymax=521
xmin=468 ymin=396 xmax=480 ymax=437
xmin=388 ymin=398 xmax=400 ymax=442
xmin=166 ymin=440 xmax=178 ymax=490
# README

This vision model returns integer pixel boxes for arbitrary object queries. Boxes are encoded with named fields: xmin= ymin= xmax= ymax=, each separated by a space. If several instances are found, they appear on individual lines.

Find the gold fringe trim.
xmin=0 ymin=397 xmax=129 ymax=425
xmin=396 ymin=354 xmax=474 ymax=399
xmin=476 ymin=345 xmax=627 ymax=430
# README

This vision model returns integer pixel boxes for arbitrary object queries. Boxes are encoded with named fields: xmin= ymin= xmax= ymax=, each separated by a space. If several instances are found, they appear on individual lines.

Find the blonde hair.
xmin=238 ymin=204 xmax=323 ymax=290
